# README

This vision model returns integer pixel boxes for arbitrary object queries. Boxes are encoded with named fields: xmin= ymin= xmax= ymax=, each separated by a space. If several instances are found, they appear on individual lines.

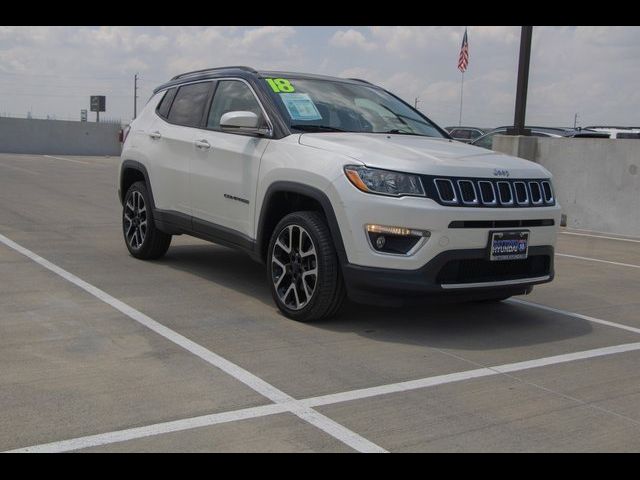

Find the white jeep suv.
xmin=118 ymin=66 xmax=560 ymax=322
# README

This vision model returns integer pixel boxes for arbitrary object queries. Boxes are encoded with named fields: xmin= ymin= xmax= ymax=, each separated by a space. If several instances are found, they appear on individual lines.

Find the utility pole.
xmin=134 ymin=73 xmax=138 ymax=119
xmin=507 ymin=26 xmax=533 ymax=136
xmin=574 ymin=113 xmax=579 ymax=129
xmin=414 ymin=97 xmax=420 ymax=110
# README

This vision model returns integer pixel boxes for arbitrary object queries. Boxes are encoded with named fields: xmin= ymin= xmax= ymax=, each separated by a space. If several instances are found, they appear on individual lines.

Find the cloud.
xmin=329 ymin=29 xmax=376 ymax=52
xmin=0 ymin=26 xmax=637 ymax=127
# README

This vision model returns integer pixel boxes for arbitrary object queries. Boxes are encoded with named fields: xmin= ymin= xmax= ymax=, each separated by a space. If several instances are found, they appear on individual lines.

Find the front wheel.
xmin=267 ymin=211 xmax=345 ymax=322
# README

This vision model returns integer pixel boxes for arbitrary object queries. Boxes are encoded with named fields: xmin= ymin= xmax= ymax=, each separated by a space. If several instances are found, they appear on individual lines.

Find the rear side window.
xmin=156 ymin=88 xmax=177 ymax=119
xmin=167 ymin=82 xmax=212 ymax=127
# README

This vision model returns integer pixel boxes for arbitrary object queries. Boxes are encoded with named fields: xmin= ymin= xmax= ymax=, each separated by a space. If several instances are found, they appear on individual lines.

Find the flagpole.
xmin=458 ymin=26 xmax=468 ymax=126
xmin=459 ymin=70 xmax=464 ymax=126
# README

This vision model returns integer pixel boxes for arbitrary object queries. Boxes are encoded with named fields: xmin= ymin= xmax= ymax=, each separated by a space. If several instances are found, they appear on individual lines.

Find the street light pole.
xmin=507 ymin=26 xmax=533 ymax=136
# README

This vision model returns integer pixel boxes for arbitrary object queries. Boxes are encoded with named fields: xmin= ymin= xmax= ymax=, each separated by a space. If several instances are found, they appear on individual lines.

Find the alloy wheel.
xmin=271 ymin=224 xmax=318 ymax=310
xmin=124 ymin=190 xmax=147 ymax=250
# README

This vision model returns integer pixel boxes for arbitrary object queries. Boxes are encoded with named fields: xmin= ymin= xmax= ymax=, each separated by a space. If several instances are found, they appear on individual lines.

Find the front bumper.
xmin=329 ymin=173 xmax=562 ymax=270
xmin=342 ymin=245 xmax=554 ymax=306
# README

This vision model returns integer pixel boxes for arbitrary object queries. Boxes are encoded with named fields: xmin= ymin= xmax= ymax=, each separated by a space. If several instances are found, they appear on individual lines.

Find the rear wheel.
xmin=267 ymin=211 xmax=345 ymax=322
xmin=122 ymin=181 xmax=171 ymax=259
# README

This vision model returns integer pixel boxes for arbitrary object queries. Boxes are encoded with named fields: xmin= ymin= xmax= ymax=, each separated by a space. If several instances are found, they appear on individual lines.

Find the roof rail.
xmin=171 ymin=66 xmax=257 ymax=81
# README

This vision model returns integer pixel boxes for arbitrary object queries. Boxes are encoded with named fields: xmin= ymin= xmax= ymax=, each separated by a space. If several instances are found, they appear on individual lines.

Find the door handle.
xmin=149 ymin=131 xmax=162 ymax=140
xmin=194 ymin=139 xmax=211 ymax=150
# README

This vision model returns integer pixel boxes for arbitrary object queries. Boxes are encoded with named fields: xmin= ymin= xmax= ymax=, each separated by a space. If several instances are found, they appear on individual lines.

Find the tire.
xmin=267 ymin=211 xmax=345 ymax=322
xmin=122 ymin=181 xmax=172 ymax=260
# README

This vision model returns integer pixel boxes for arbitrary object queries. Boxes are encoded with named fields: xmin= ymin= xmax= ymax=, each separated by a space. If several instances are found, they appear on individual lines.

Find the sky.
xmin=0 ymin=26 xmax=638 ymax=128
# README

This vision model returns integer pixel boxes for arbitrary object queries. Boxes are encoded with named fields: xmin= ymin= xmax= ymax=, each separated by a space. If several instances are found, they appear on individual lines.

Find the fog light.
xmin=366 ymin=224 xmax=428 ymax=237
xmin=365 ymin=224 xmax=430 ymax=255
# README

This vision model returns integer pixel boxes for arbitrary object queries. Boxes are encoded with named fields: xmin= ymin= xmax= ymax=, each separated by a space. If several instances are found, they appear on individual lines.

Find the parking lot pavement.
xmin=1 ymin=153 xmax=640 ymax=452
xmin=78 ymin=413 xmax=353 ymax=453
xmin=0 ymin=243 xmax=268 ymax=451
xmin=526 ymin=233 xmax=640 ymax=327
xmin=316 ymin=365 xmax=640 ymax=452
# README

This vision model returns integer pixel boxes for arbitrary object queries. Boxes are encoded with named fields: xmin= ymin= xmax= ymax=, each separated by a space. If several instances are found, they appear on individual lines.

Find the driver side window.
xmin=207 ymin=80 xmax=264 ymax=130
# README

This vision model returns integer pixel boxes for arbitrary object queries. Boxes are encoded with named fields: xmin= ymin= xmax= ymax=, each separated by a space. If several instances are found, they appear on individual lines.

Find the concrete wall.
xmin=0 ymin=117 xmax=122 ymax=156
xmin=493 ymin=135 xmax=640 ymax=237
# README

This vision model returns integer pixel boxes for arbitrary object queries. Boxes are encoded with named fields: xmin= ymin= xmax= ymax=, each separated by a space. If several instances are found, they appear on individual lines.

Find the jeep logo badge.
xmin=494 ymin=169 xmax=510 ymax=177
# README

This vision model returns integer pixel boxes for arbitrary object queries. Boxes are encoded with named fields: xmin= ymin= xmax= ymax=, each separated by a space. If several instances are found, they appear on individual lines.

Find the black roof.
xmin=154 ymin=66 xmax=380 ymax=94
xmin=170 ymin=65 xmax=258 ymax=80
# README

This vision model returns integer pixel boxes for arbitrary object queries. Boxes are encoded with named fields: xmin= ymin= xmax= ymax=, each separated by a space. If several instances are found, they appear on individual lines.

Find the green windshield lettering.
xmin=265 ymin=78 xmax=295 ymax=93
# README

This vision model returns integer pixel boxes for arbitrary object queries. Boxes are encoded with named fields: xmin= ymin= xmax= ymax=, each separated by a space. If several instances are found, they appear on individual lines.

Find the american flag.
xmin=458 ymin=28 xmax=469 ymax=73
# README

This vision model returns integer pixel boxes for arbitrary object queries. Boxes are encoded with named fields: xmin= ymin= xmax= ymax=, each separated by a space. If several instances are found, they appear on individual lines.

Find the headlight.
xmin=344 ymin=165 xmax=425 ymax=197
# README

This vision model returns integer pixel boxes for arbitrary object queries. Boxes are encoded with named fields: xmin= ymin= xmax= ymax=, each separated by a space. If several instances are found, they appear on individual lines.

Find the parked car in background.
xmin=445 ymin=126 xmax=492 ymax=143
xmin=471 ymin=126 xmax=608 ymax=150
xmin=584 ymin=126 xmax=640 ymax=139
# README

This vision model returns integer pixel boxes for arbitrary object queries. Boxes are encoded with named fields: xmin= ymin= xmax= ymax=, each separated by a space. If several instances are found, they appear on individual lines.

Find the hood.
xmin=298 ymin=133 xmax=551 ymax=178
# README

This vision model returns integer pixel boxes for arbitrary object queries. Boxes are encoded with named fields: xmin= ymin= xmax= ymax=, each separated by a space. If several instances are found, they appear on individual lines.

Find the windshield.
xmin=262 ymin=76 xmax=446 ymax=138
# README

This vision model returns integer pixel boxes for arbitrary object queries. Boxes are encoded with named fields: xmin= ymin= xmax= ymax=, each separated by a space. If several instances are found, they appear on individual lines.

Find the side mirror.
xmin=219 ymin=111 xmax=270 ymax=136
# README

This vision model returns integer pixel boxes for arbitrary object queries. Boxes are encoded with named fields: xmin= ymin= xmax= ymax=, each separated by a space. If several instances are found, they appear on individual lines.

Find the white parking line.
xmin=4 ymin=229 xmax=640 ymax=453
xmin=6 ymin=404 xmax=289 ymax=453
xmin=43 ymin=155 xmax=91 ymax=165
xmin=0 ymin=232 xmax=386 ymax=454
xmin=508 ymin=298 xmax=640 ymax=336
xmin=556 ymin=253 xmax=640 ymax=270
xmin=561 ymin=231 xmax=640 ymax=244
xmin=8 ymin=340 xmax=640 ymax=453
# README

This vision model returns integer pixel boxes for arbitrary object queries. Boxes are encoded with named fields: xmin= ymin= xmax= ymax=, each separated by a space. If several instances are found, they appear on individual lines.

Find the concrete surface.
xmin=1 ymin=152 xmax=640 ymax=452
xmin=79 ymin=414 xmax=353 ymax=453
xmin=493 ymin=135 xmax=640 ymax=237
xmin=0 ymin=117 xmax=122 ymax=156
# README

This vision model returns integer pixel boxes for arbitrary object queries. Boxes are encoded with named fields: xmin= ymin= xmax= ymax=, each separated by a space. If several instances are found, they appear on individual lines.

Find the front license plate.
xmin=490 ymin=231 xmax=529 ymax=261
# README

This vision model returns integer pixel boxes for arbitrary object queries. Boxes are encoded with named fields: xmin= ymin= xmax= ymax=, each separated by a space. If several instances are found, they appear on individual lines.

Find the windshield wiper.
xmin=291 ymin=124 xmax=347 ymax=133
xmin=377 ymin=129 xmax=431 ymax=137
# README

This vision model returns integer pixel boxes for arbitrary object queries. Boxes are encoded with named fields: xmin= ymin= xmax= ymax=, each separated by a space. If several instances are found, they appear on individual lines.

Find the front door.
xmin=190 ymin=79 xmax=271 ymax=238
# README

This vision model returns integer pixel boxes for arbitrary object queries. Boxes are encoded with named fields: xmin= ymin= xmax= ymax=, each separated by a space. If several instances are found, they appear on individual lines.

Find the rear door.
xmin=189 ymin=79 xmax=271 ymax=239
xmin=150 ymin=81 xmax=214 ymax=216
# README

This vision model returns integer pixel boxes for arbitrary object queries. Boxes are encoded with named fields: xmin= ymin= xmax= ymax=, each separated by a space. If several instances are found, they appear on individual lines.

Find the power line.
xmin=0 ymin=71 xmax=169 ymax=84
xmin=0 ymin=91 xmax=142 ymax=98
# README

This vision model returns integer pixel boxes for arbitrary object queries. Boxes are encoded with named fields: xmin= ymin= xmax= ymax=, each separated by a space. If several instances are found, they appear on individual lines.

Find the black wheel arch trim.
xmin=257 ymin=181 xmax=347 ymax=265
xmin=119 ymin=160 xmax=157 ymax=211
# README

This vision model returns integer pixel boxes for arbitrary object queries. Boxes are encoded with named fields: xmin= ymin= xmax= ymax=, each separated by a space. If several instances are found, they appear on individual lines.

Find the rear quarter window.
xmin=156 ymin=88 xmax=177 ymax=119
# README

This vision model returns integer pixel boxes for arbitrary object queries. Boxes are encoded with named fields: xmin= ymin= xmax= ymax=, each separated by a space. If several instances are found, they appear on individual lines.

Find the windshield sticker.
xmin=265 ymin=78 xmax=295 ymax=93
xmin=279 ymin=93 xmax=322 ymax=121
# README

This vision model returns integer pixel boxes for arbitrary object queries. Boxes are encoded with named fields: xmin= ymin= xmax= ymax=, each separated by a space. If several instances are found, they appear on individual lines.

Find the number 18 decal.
xmin=265 ymin=78 xmax=295 ymax=93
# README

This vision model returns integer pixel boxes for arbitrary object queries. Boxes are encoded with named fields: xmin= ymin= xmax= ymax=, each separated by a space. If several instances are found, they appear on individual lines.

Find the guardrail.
xmin=493 ymin=135 xmax=640 ymax=237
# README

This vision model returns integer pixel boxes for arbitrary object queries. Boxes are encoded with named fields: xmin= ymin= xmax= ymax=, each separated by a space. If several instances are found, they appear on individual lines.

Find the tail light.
xmin=121 ymin=125 xmax=131 ymax=144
